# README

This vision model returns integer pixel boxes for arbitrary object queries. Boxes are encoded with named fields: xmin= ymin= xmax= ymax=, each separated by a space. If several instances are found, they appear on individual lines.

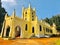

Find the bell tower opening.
xmin=22 ymin=4 xmax=36 ymax=21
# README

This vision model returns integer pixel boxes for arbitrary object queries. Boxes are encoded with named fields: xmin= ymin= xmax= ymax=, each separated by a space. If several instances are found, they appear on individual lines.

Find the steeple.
xmin=0 ymin=0 xmax=1 ymax=8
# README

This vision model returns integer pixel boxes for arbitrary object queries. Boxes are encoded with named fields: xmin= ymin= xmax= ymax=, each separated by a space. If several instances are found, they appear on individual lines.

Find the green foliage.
xmin=43 ymin=18 xmax=53 ymax=25
xmin=44 ymin=14 xmax=60 ymax=31
xmin=0 ymin=5 xmax=7 ymax=32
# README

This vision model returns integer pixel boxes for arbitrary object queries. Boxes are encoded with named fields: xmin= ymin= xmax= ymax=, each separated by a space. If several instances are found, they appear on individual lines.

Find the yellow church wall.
xmin=0 ymin=4 xmax=57 ymax=40
xmin=51 ymin=27 xmax=57 ymax=34
xmin=3 ymin=17 xmax=13 ymax=38
xmin=21 ymin=5 xmax=39 ymax=38
xmin=22 ymin=8 xmax=31 ymax=21
xmin=38 ymin=21 xmax=53 ymax=36
xmin=10 ymin=16 xmax=33 ymax=38
xmin=31 ymin=22 xmax=39 ymax=37
xmin=38 ymin=21 xmax=45 ymax=36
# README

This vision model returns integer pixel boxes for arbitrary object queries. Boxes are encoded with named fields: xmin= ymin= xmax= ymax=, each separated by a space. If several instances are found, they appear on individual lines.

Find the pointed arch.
xmin=15 ymin=26 xmax=21 ymax=37
xmin=32 ymin=27 xmax=34 ymax=33
xmin=6 ymin=26 xmax=10 ymax=38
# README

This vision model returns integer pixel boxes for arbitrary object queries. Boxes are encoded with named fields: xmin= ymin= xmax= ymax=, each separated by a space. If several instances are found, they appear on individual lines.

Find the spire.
xmin=22 ymin=6 xmax=24 ymax=11
xmin=33 ymin=8 xmax=36 ymax=11
xmin=29 ymin=3 xmax=31 ymax=9
xmin=22 ymin=6 xmax=24 ymax=18
xmin=12 ymin=9 xmax=16 ymax=17
xmin=5 ymin=13 xmax=8 ymax=19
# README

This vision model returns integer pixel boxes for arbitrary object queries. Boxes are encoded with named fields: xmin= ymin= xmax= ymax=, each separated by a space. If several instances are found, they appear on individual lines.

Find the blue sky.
xmin=1 ymin=0 xmax=60 ymax=19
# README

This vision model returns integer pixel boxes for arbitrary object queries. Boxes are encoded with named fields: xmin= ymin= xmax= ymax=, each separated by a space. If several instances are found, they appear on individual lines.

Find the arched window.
xmin=32 ymin=27 xmax=34 ymax=33
xmin=15 ymin=26 xmax=20 ymax=32
xmin=25 ymin=11 xmax=27 ymax=14
xmin=15 ymin=26 xmax=21 ymax=37
xmin=25 ymin=18 xmax=27 ymax=20
xmin=32 ymin=18 xmax=34 ymax=21
xmin=32 ymin=12 xmax=33 ymax=15
xmin=50 ymin=30 xmax=52 ymax=33
xmin=40 ymin=25 xmax=42 ymax=31
xmin=32 ymin=15 xmax=34 ymax=21
xmin=25 ymin=24 xmax=27 ymax=31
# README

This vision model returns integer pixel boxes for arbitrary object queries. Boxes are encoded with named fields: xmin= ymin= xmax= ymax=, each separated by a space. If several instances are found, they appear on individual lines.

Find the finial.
xmin=33 ymin=8 xmax=36 ymax=11
xmin=5 ymin=13 xmax=8 ymax=19
xmin=29 ymin=3 xmax=31 ymax=8
xmin=12 ymin=9 xmax=16 ymax=17
xmin=22 ymin=6 xmax=24 ymax=10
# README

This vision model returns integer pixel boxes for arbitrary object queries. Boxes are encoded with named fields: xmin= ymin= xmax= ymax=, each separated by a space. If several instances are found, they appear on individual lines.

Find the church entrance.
xmin=6 ymin=26 xmax=10 ymax=38
xmin=15 ymin=26 xmax=21 ymax=38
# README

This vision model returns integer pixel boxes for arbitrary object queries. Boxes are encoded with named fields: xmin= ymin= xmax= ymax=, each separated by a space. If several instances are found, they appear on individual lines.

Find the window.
xmin=32 ymin=12 xmax=33 ymax=14
xmin=25 ymin=24 xmax=27 ymax=31
xmin=40 ymin=25 xmax=42 ymax=31
xmin=46 ymin=28 xmax=49 ymax=32
xmin=32 ymin=12 xmax=34 ymax=21
xmin=50 ymin=30 xmax=52 ymax=33
xmin=32 ymin=18 xmax=34 ymax=21
xmin=15 ymin=26 xmax=21 ymax=37
xmin=32 ymin=15 xmax=34 ymax=17
xmin=32 ymin=16 xmax=34 ymax=21
xmin=25 ymin=12 xmax=27 ymax=14
xmin=32 ymin=27 xmax=34 ymax=33
xmin=15 ymin=26 xmax=20 ymax=31
xmin=46 ymin=28 xmax=52 ymax=33
xmin=6 ymin=26 xmax=10 ymax=37
xmin=32 ymin=12 xmax=34 ymax=17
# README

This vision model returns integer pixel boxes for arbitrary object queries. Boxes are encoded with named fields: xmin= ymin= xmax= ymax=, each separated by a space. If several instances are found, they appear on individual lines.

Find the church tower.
xmin=22 ymin=4 xmax=37 ymax=22
xmin=0 ymin=0 xmax=1 ymax=8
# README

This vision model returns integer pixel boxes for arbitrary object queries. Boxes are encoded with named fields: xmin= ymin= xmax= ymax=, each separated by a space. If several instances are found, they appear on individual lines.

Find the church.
xmin=0 ymin=4 xmax=57 ymax=39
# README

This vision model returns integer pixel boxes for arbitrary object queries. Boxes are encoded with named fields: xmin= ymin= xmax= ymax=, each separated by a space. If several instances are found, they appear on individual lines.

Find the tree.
xmin=0 ymin=1 xmax=7 ymax=33
xmin=44 ymin=14 xmax=60 ymax=31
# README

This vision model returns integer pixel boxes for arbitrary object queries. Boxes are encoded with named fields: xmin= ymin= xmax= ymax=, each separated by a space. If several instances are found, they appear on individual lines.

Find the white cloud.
xmin=2 ymin=0 xmax=14 ymax=2
xmin=1 ymin=0 xmax=17 ymax=5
